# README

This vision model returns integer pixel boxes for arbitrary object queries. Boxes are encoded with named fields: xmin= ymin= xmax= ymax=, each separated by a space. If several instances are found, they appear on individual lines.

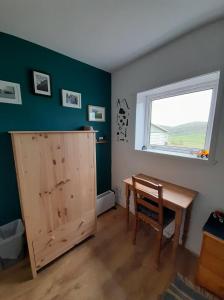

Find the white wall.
xmin=111 ymin=19 xmax=224 ymax=254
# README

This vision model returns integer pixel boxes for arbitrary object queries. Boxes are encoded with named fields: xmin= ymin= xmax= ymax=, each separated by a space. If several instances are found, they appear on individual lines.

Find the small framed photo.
xmin=33 ymin=70 xmax=51 ymax=96
xmin=62 ymin=89 xmax=81 ymax=109
xmin=0 ymin=80 xmax=22 ymax=105
xmin=88 ymin=105 xmax=105 ymax=122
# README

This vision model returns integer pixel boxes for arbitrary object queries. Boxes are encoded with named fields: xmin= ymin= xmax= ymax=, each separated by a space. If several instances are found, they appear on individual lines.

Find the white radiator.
xmin=96 ymin=190 xmax=115 ymax=216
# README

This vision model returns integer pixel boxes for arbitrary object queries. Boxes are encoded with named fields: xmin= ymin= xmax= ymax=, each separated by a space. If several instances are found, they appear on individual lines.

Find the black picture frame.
xmin=32 ymin=70 xmax=52 ymax=97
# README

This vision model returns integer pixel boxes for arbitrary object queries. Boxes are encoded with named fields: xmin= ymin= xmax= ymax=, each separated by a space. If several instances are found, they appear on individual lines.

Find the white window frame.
xmin=135 ymin=71 xmax=220 ymax=160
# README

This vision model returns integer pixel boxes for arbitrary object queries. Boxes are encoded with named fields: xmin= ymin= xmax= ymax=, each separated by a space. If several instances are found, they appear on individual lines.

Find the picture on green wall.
xmin=0 ymin=80 xmax=22 ymax=105
xmin=33 ymin=70 xmax=51 ymax=97
xmin=62 ymin=89 xmax=81 ymax=109
xmin=88 ymin=105 xmax=105 ymax=122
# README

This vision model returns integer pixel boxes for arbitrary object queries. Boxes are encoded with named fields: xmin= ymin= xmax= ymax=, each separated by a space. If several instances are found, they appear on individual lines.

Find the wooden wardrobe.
xmin=11 ymin=131 xmax=97 ymax=278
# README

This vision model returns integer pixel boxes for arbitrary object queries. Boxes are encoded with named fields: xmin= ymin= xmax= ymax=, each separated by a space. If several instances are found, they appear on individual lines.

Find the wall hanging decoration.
xmin=116 ymin=98 xmax=129 ymax=142
xmin=88 ymin=105 xmax=105 ymax=122
xmin=62 ymin=89 xmax=81 ymax=109
xmin=33 ymin=70 xmax=51 ymax=97
xmin=0 ymin=80 xmax=22 ymax=105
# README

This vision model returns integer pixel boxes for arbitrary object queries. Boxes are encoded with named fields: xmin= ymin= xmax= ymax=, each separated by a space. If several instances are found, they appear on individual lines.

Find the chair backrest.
xmin=132 ymin=175 xmax=164 ymax=227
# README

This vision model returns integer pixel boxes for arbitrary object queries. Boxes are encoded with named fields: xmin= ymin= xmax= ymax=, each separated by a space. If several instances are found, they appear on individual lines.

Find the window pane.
xmin=149 ymin=89 xmax=213 ymax=150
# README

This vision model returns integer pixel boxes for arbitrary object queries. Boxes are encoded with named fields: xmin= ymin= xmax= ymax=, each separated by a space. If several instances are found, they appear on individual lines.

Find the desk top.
xmin=123 ymin=173 xmax=198 ymax=209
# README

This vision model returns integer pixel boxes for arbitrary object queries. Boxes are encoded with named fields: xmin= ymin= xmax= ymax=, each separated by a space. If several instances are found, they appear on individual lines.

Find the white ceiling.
xmin=1 ymin=0 xmax=224 ymax=72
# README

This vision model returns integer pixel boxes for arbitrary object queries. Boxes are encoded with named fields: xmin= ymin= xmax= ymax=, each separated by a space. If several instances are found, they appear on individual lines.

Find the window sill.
xmin=136 ymin=148 xmax=217 ymax=165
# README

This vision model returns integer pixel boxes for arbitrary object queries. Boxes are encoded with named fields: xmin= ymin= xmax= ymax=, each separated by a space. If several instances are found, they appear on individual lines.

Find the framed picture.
xmin=0 ymin=80 xmax=22 ymax=105
xmin=33 ymin=70 xmax=51 ymax=96
xmin=88 ymin=105 xmax=105 ymax=122
xmin=62 ymin=89 xmax=81 ymax=109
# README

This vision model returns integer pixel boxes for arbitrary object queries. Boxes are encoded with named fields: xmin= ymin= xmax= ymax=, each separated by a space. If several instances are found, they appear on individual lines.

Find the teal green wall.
xmin=0 ymin=32 xmax=111 ymax=225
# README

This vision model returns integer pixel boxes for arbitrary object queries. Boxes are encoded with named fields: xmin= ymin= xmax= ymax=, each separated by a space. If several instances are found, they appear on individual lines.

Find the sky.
xmin=151 ymin=89 xmax=213 ymax=127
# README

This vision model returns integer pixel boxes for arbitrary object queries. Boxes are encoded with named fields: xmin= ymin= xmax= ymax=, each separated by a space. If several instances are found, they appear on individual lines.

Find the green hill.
xmin=158 ymin=122 xmax=207 ymax=149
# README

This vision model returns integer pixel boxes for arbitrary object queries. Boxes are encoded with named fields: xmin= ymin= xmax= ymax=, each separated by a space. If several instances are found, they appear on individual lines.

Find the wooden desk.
xmin=123 ymin=174 xmax=198 ymax=253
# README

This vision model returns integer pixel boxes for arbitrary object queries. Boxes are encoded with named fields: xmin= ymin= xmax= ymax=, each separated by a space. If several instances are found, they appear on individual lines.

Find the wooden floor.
xmin=0 ymin=206 xmax=198 ymax=300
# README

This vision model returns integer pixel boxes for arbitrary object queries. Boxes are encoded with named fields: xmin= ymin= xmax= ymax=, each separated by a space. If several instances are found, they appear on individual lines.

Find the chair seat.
xmin=137 ymin=198 xmax=175 ymax=227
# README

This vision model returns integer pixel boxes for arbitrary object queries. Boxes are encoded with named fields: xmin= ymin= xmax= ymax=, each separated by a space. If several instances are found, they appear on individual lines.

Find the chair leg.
xmin=133 ymin=215 xmax=139 ymax=245
xmin=155 ymin=230 xmax=163 ymax=270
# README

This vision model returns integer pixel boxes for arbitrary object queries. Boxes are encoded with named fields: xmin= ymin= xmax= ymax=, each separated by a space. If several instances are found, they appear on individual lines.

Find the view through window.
xmin=149 ymin=89 xmax=213 ymax=151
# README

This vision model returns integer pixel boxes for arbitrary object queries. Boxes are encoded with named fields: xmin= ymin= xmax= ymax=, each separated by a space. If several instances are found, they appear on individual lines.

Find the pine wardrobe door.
xmin=11 ymin=131 xmax=97 ymax=276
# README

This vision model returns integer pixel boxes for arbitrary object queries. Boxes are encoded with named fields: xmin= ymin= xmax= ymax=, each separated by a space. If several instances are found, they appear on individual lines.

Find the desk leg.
xmin=172 ymin=208 xmax=183 ymax=259
xmin=125 ymin=184 xmax=131 ymax=230
xmin=182 ymin=202 xmax=193 ymax=247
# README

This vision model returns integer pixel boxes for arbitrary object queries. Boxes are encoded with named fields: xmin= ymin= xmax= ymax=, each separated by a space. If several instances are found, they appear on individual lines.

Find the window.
xmin=135 ymin=72 xmax=220 ymax=160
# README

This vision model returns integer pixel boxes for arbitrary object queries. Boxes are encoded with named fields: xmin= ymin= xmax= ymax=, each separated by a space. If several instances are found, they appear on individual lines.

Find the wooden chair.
xmin=132 ymin=175 xmax=175 ymax=268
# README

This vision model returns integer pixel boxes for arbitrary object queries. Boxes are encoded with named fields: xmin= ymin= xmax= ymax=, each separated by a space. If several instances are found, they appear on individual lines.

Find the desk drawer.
xmin=200 ymin=250 xmax=224 ymax=278
xmin=197 ymin=232 xmax=224 ymax=299
xmin=197 ymin=265 xmax=224 ymax=299
xmin=200 ymin=233 xmax=224 ymax=278
xmin=203 ymin=233 xmax=224 ymax=259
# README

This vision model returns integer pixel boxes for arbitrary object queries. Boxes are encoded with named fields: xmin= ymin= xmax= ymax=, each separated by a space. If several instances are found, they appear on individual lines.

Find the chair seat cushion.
xmin=137 ymin=198 xmax=175 ymax=227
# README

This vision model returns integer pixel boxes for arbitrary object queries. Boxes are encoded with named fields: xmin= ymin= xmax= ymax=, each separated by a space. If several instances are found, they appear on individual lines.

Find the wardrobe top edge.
xmin=9 ymin=131 xmax=98 ymax=134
